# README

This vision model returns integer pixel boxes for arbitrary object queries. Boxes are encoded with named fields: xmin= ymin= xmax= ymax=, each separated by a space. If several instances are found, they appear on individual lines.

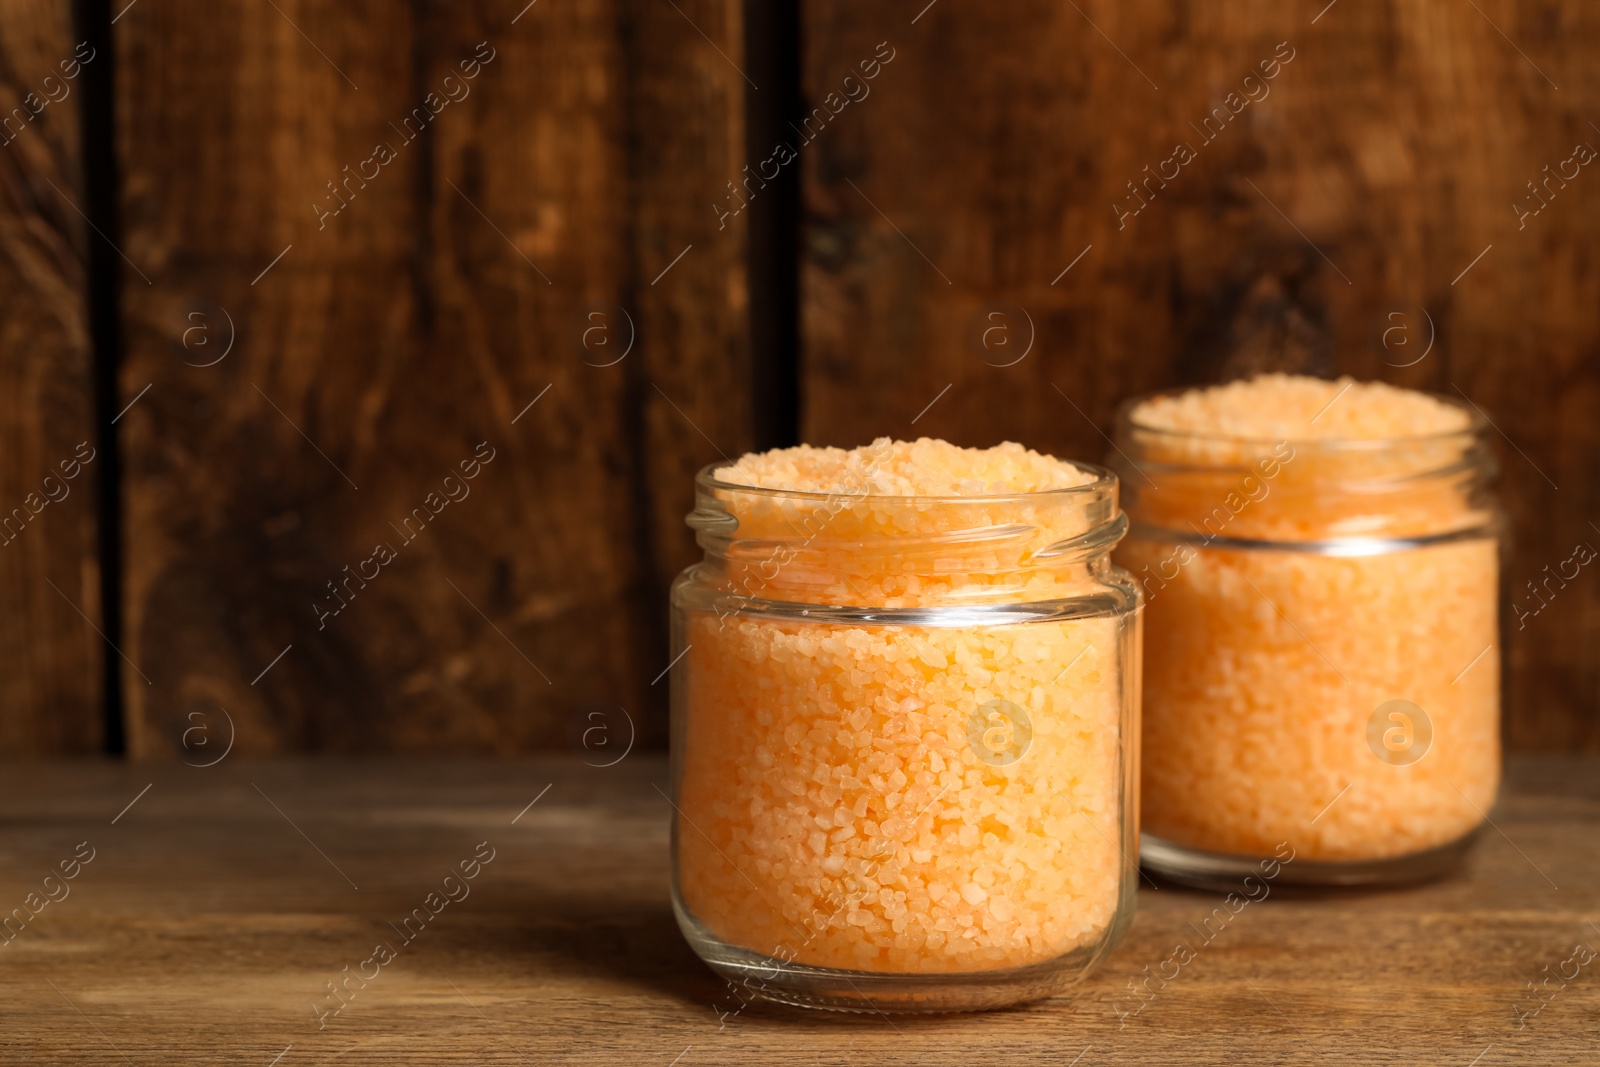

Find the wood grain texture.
xmin=628 ymin=0 xmax=755 ymax=719
xmin=113 ymin=1 xmax=749 ymax=756
xmin=1 ymin=754 xmax=1597 ymax=1064
xmin=800 ymin=0 xmax=1600 ymax=750
xmin=0 ymin=2 xmax=102 ymax=754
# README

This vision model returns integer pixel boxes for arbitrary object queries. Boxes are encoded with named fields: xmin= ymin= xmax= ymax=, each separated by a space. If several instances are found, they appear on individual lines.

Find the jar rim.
xmin=694 ymin=457 xmax=1120 ymax=505
xmin=1113 ymin=387 xmax=1489 ymax=453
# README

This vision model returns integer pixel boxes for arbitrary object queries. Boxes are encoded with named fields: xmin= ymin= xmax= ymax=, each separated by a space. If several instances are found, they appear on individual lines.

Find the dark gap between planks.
xmin=73 ymin=0 xmax=124 ymax=755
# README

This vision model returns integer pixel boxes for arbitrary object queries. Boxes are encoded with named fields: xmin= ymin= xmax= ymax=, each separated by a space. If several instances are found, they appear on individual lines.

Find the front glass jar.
xmin=667 ymin=443 xmax=1141 ymax=1013
xmin=1111 ymin=377 xmax=1506 ymax=887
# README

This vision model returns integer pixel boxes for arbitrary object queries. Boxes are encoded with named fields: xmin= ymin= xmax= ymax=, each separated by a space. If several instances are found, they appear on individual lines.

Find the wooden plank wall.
xmin=1 ymin=0 xmax=1595 ymax=754
xmin=801 ymin=0 xmax=1600 ymax=751
xmin=112 ymin=0 xmax=749 ymax=756
xmin=0 ymin=1 xmax=103 ymax=755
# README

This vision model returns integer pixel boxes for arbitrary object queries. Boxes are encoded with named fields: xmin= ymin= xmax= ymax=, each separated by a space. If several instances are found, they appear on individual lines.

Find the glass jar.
xmin=667 ymin=458 xmax=1141 ymax=1013
xmin=1111 ymin=392 xmax=1505 ymax=887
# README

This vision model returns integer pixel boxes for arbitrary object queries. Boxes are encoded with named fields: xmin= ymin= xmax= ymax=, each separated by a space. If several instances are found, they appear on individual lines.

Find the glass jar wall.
xmin=667 ymin=445 xmax=1141 ymax=1012
xmin=1111 ymin=377 xmax=1505 ymax=887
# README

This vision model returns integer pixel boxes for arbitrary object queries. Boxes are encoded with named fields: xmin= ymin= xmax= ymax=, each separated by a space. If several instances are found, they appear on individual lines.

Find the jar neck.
xmin=1110 ymin=419 xmax=1499 ymax=544
xmin=687 ymin=468 xmax=1127 ymax=609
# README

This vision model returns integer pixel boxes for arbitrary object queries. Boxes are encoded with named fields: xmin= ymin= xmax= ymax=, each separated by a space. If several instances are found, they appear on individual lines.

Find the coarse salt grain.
xmin=1129 ymin=373 xmax=1469 ymax=442
xmin=676 ymin=439 xmax=1132 ymax=974
xmin=1117 ymin=375 xmax=1500 ymax=862
xmin=713 ymin=438 xmax=1096 ymax=497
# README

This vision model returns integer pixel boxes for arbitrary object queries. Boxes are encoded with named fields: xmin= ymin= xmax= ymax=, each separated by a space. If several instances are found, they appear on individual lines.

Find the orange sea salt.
xmin=672 ymin=439 xmax=1139 ymax=980
xmin=1114 ymin=375 xmax=1501 ymax=866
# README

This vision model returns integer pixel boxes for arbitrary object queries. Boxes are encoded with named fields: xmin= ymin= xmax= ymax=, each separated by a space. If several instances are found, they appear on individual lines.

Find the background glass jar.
xmin=667 ymin=461 xmax=1141 ymax=1012
xmin=1111 ymin=397 xmax=1505 ymax=887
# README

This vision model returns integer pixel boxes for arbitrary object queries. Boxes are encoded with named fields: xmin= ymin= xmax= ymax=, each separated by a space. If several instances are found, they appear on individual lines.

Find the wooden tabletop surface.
xmin=3 ymin=754 xmax=1596 ymax=1065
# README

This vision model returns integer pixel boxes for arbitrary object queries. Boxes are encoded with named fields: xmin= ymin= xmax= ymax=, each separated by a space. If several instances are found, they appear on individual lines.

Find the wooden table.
xmin=3 ymin=755 xmax=1596 ymax=1065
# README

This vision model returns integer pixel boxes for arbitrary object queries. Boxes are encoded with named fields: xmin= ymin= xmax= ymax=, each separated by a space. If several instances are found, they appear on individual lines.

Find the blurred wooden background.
xmin=2 ymin=0 xmax=1595 ymax=758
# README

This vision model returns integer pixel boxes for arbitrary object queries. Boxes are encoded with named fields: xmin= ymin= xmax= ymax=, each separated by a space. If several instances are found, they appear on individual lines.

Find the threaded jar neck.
xmin=1110 ymin=395 xmax=1499 ymax=544
xmin=686 ymin=461 xmax=1127 ymax=608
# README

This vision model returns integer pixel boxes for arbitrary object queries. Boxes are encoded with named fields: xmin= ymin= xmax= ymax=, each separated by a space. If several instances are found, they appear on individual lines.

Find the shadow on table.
xmin=461 ymin=889 xmax=986 ymax=1027
xmin=1139 ymin=856 xmax=1480 ymax=902
xmin=454 ymin=888 xmax=720 ymax=1006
